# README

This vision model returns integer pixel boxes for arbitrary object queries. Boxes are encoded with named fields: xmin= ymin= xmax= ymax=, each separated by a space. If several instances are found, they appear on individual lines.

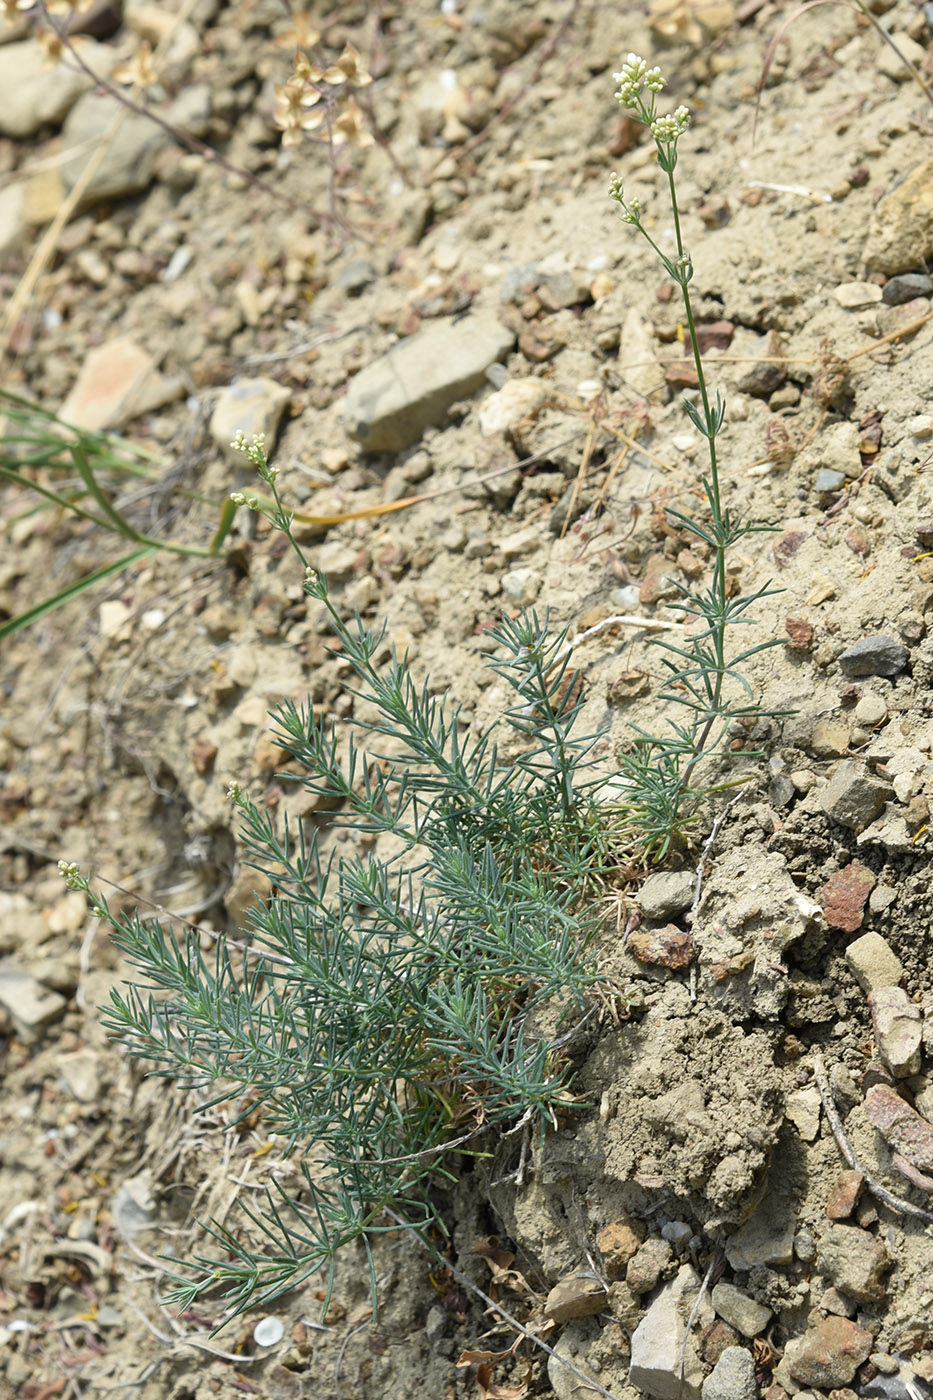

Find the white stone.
xmin=629 ymin=1264 xmax=713 ymax=1400
xmin=479 ymin=377 xmax=548 ymax=436
xmin=834 ymin=281 xmax=882 ymax=310
xmin=210 ymin=378 xmax=291 ymax=461
xmin=0 ymin=38 xmax=109 ymax=139
xmin=501 ymin=568 xmax=541 ymax=607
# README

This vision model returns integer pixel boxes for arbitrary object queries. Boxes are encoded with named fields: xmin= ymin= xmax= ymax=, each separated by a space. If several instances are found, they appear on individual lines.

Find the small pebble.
xmin=835 ymin=281 xmax=882 ymax=309
xmin=884 ymin=272 xmax=933 ymax=306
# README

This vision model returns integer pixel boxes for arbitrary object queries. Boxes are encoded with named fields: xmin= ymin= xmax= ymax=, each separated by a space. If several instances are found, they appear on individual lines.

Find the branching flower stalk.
xmin=607 ymin=56 xmax=783 ymax=858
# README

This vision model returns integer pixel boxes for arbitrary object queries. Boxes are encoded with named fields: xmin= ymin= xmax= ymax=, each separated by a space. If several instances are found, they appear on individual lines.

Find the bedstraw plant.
xmin=606 ymin=55 xmax=783 ymax=857
xmin=60 ymin=436 xmax=612 ymax=1320
xmin=61 ymin=57 xmax=783 ymax=1332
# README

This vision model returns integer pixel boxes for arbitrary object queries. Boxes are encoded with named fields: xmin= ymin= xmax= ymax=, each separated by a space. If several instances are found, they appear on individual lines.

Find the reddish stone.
xmin=700 ymin=1319 xmax=740 ymax=1365
xmin=785 ymin=616 xmax=814 ymax=651
xmin=629 ymin=924 xmax=693 ymax=970
xmin=693 ymin=320 xmax=735 ymax=353
xmin=825 ymin=1169 xmax=864 ymax=1220
xmin=519 ymin=321 xmax=566 ymax=362
xmin=676 ymin=548 xmax=705 ymax=579
xmin=864 ymin=1084 xmax=933 ymax=1172
xmin=784 ymin=1316 xmax=873 ymax=1387
xmin=664 ymin=360 xmax=699 ymax=389
xmin=773 ymin=530 xmax=808 ymax=567
xmin=844 ymin=525 xmax=870 ymax=557
xmin=818 ymin=862 xmax=875 ymax=932
xmin=597 ymin=1217 xmax=646 ymax=1281
xmin=190 ymin=735 xmax=218 ymax=777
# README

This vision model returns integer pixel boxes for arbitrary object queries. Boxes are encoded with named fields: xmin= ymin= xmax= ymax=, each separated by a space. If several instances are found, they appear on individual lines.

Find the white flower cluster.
xmin=650 ymin=106 xmax=691 ymax=144
xmin=304 ymin=566 xmax=319 ymax=587
xmin=58 ymin=859 xmax=83 ymax=889
xmin=226 ymin=781 xmax=243 ymax=803
xmin=230 ymin=430 xmax=271 ymax=470
xmin=613 ymin=53 xmax=665 ymax=107
xmin=607 ymin=172 xmax=641 ymax=223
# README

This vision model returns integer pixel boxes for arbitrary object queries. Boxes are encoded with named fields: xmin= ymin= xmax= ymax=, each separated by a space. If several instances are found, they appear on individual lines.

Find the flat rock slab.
xmin=341 ymin=314 xmax=514 ymax=452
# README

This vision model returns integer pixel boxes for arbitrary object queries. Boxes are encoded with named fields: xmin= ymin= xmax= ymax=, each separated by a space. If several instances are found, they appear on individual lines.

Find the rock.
xmin=336 ymin=257 xmax=377 ymax=295
xmin=499 ymin=526 xmax=540 ymax=560
xmin=845 ymin=931 xmax=904 ymax=992
xmin=819 ymin=760 xmax=893 ymax=830
xmin=0 ymin=180 xmax=26 ymax=258
xmin=629 ymin=1264 xmax=713 ymax=1400
xmin=724 ymin=1169 xmax=796 ymax=1270
xmin=0 ymin=961 xmax=68 ymax=1042
xmin=0 ymin=38 xmax=108 ymax=139
xmin=619 ymin=306 xmax=663 ymax=399
xmin=478 ymin=377 xmax=549 ymax=436
xmin=883 ymin=272 xmax=933 ymax=305
xmin=837 ymin=635 xmax=908 ymax=678
xmin=58 ymin=1048 xmax=102 ymax=1103
xmin=834 ymin=281 xmax=882 ymax=309
xmin=825 ymin=1170 xmax=864 ymax=1220
xmin=627 ymin=1237 xmax=673 ymax=1294
xmin=877 ymin=32 xmax=926 ymax=81
xmin=710 ymin=1283 xmax=772 ymax=1339
xmin=814 ymin=468 xmax=846 ymax=493
xmin=547 ymin=1324 xmax=603 ymax=1400
xmin=637 ymin=870 xmax=695 ymax=920
xmin=869 ymin=986 xmax=922 ymax=1077
xmin=809 ymin=720 xmax=850 ymax=758
xmin=210 ymin=378 xmax=291 ymax=461
xmin=818 ymin=862 xmax=875 ymax=933
xmin=60 ymin=85 xmax=211 ymax=207
xmin=0 ymin=893 xmax=49 ymax=955
xmin=864 ymin=160 xmax=933 ymax=276
xmin=737 ymin=331 xmax=785 ymax=397
xmin=59 ymin=336 xmax=181 ymax=431
xmin=694 ymin=845 xmax=823 ymax=1020
xmin=598 ymin=1217 xmax=646 ymax=1280
xmin=342 ymin=314 xmax=514 ymax=452
xmin=629 ymin=925 xmax=693 ymax=970
xmin=500 ymin=568 xmax=540 ymax=606
xmin=785 ymin=1086 xmax=822 ymax=1141
xmin=702 ymin=1346 xmax=756 ymax=1400
xmin=314 ymin=541 xmax=359 ymax=580
xmin=854 ymin=693 xmax=887 ymax=727
xmin=544 ymin=1272 xmax=608 ymax=1324
xmin=783 ymin=1316 xmax=873 ymax=1387
xmin=864 ymin=1083 xmax=933 ymax=1174
xmin=818 ymin=1224 xmax=890 ymax=1303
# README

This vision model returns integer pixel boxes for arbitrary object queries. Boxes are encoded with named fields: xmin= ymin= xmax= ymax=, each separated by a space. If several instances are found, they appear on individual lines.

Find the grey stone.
xmin=701 ymin=1346 xmax=757 ymax=1400
xmin=637 ymin=870 xmax=695 ymax=921
xmin=626 ymin=1237 xmax=673 ymax=1294
xmin=710 ymin=1283 xmax=772 ymax=1339
xmin=818 ymin=1224 xmax=891 ymax=1303
xmin=814 ymin=468 xmax=846 ymax=493
xmin=60 ymin=85 xmax=211 ymax=207
xmin=629 ymin=1264 xmax=713 ymax=1400
xmin=819 ymin=760 xmax=893 ymax=829
xmin=883 ymin=272 xmax=933 ymax=305
xmin=341 ymin=314 xmax=515 ymax=452
xmin=864 ymin=159 xmax=933 ymax=275
xmin=546 ymin=1322 xmax=604 ymax=1400
xmin=0 ymin=38 xmax=107 ymax=138
xmin=0 ymin=962 xmax=67 ymax=1042
xmin=838 ymin=634 xmax=908 ymax=678
xmin=500 ymin=567 xmax=540 ymax=606
xmin=336 ymin=258 xmax=377 ymax=295
xmin=58 ymin=1049 xmax=102 ymax=1104
xmin=846 ymin=931 xmax=904 ymax=992
xmin=210 ymin=378 xmax=291 ymax=462
xmin=724 ymin=1166 xmax=796 ymax=1270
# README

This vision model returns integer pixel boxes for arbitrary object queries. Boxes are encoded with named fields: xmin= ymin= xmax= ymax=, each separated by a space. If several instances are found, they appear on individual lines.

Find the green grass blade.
xmin=0 ymin=545 xmax=155 ymax=640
